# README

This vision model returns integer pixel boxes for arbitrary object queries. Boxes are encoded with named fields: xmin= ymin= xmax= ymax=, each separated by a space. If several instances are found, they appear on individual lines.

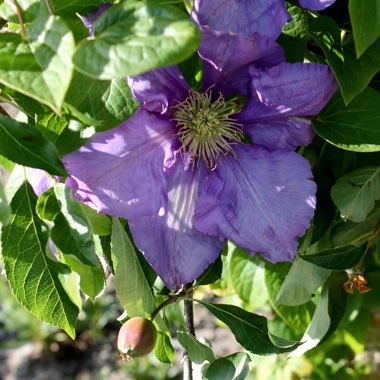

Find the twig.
xmin=44 ymin=0 xmax=54 ymax=15
xmin=183 ymin=288 xmax=195 ymax=380
xmin=5 ymin=0 xmax=25 ymax=38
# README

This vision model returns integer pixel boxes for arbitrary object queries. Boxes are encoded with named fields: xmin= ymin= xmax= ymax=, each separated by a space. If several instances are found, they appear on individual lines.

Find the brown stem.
xmin=44 ymin=0 xmax=54 ymax=15
xmin=5 ymin=0 xmax=25 ymax=38
xmin=183 ymin=288 xmax=195 ymax=380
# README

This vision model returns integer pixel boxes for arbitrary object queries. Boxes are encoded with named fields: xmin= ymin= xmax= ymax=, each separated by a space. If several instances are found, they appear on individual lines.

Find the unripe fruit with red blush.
xmin=117 ymin=317 xmax=157 ymax=360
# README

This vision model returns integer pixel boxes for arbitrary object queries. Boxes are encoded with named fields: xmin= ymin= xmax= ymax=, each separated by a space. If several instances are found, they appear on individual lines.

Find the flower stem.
xmin=183 ymin=288 xmax=195 ymax=380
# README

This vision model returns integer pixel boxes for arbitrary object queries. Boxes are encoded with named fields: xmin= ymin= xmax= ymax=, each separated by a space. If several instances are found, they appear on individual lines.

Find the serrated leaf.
xmin=205 ymin=353 xmax=250 ymax=380
xmin=0 ymin=16 xmax=75 ymax=112
xmin=301 ymin=244 xmax=364 ymax=270
xmin=276 ymin=258 xmax=330 ymax=307
xmin=0 ymin=115 xmax=67 ymax=176
xmin=154 ymin=331 xmax=174 ymax=364
xmin=36 ymin=184 xmax=105 ymax=301
xmin=313 ymin=88 xmax=380 ymax=152
xmin=1 ymin=180 xmax=79 ymax=338
xmin=196 ymin=300 xmax=299 ymax=355
xmin=73 ymin=1 xmax=200 ymax=79
xmin=265 ymin=263 xmax=313 ymax=333
xmin=227 ymin=245 xmax=268 ymax=309
xmin=349 ymin=0 xmax=380 ymax=57
xmin=331 ymin=166 xmax=380 ymax=222
xmin=310 ymin=16 xmax=380 ymax=104
xmin=65 ymin=71 xmax=139 ymax=132
xmin=177 ymin=330 xmax=215 ymax=364
xmin=111 ymin=218 xmax=156 ymax=317
xmin=290 ymin=272 xmax=347 ymax=356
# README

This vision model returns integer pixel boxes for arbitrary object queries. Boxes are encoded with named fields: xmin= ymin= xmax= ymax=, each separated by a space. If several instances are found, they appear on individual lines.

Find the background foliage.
xmin=0 ymin=0 xmax=379 ymax=379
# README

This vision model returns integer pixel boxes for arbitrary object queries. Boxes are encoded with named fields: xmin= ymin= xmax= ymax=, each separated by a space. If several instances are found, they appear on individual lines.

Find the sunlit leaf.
xmin=205 ymin=353 xmax=250 ymax=380
xmin=0 ymin=115 xmax=67 ymax=176
xmin=36 ymin=184 xmax=105 ymax=301
xmin=1 ymin=180 xmax=79 ymax=338
xmin=0 ymin=16 xmax=75 ymax=112
xmin=111 ymin=218 xmax=156 ymax=317
xmin=177 ymin=330 xmax=215 ymax=364
xmin=154 ymin=331 xmax=174 ymax=364
xmin=73 ymin=1 xmax=200 ymax=79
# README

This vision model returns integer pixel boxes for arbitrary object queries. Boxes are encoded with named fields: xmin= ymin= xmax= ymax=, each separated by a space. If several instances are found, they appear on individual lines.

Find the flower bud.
xmin=117 ymin=317 xmax=157 ymax=360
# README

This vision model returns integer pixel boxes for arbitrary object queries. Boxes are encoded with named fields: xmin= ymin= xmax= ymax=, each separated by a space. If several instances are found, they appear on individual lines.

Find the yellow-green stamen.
xmin=172 ymin=90 xmax=243 ymax=170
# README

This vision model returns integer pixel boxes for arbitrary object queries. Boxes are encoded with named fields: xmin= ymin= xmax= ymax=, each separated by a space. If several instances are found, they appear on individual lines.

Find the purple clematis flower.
xmin=191 ymin=0 xmax=291 ymax=40
xmin=299 ymin=0 xmax=336 ymax=10
xmin=64 ymin=28 xmax=337 ymax=290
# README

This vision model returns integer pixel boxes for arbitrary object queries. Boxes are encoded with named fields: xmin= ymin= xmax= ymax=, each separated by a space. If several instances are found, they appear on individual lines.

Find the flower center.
xmin=172 ymin=90 xmax=243 ymax=170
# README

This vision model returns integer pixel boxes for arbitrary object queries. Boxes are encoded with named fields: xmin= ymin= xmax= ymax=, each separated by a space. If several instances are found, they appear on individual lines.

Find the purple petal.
xmin=25 ymin=168 xmax=53 ymax=196
xmin=129 ymin=160 xmax=224 ymax=291
xmin=299 ymin=0 xmax=336 ymax=10
xmin=64 ymin=108 xmax=177 ymax=219
xmin=239 ymin=62 xmax=338 ymax=121
xmin=242 ymin=118 xmax=315 ymax=151
xmin=199 ymin=28 xmax=284 ymax=97
xmin=79 ymin=3 xmax=112 ymax=36
xmin=194 ymin=144 xmax=316 ymax=263
xmin=192 ymin=0 xmax=290 ymax=40
xmin=128 ymin=66 xmax=189 ymax=114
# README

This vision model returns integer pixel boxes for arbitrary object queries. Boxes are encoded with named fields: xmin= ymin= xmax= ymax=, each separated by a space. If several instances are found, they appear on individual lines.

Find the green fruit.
xmin=117 ymin=317 xmax=157 ymax=360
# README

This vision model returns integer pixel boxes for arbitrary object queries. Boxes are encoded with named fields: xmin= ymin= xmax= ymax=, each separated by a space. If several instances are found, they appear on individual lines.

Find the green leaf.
xmin=313 ymin=88 xmax=380 ymax=152
xmin=195 ymin=256 xmax=222 ymax=286
xmin=36 ymin=112 xmax=93 ymax=155
xmin=1 ymin=180 xmax=79 ymax=338
xmin=301 ymin=244 xmax=364 ymax=270
xmin=290 ymin=272 xmax=347 ymax=356
xmin=111 ymin=218 xmax=156 ymax=317
xmin=0 ymin=16 xmax=75 ymax=112
xmin=79 ymin=203 xmax=111 ymax=236
xmin=0 ymin=115 xmax=67 ymax=176
xmin=265 ymin=263 xmax=313 ymax=333
xmin=205 ymin=353 xmax=250 ymax=380
xmin=65 ymin=71 xmax=139 ymax=132
xmin=73 ymin=1 xmax=200 ymax=79
xmin=154 ymin=331 xmax=174 ymax=364
xmin=195 ymin=300 xmax=299 ymax=355
xmin=177 ymin=330 xmax=215 ymax=364
xmin=349 ymin=0 xmax=380 ymax=57
xmin=275 ymin=258 xmax=330 ymax=307
xmin=331 ymin=166 xmax=380 ymax=222
xmin=277 ymin=4 xmax=308 ymax=62
xmin=227 ymin=245 xmax=268 ymax=309
xmin=331 ymin=204 xmax=380 ymax=246
xmin=36 ymin=184 xmax=105 ymax=301
xmin=50 ymin=0 xmax=102 ymax=15
xmin=310 ymin=16 xmax=380 ymax=104
xmin=0 ymin=174 xmax=11 ymax=225
xmin=0 ymin=0 xmax=44 ymax=23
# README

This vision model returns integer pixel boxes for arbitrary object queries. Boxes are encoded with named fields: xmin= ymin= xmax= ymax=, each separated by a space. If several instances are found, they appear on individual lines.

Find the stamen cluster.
xmin=172 ymin=90 xmax=243 ymax=169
